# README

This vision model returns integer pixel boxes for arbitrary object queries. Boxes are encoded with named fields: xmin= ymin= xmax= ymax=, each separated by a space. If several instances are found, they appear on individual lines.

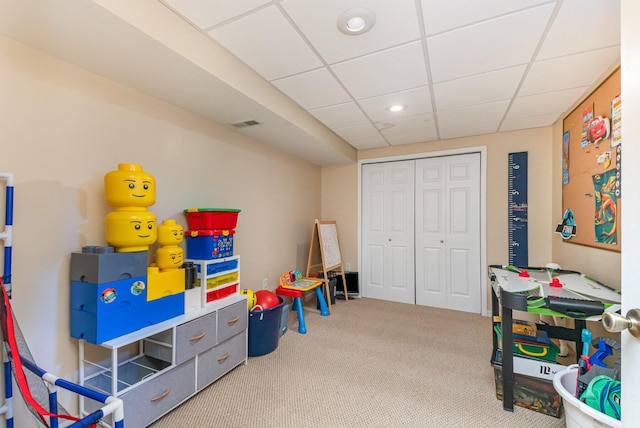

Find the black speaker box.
xmin=335 ymin=271 xmax=359 ymax=299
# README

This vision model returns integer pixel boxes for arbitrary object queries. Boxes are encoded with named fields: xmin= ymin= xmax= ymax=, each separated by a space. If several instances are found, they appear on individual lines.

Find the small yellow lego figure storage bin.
xmin=147 ymin=266 xmax=185 ymax=301
xmin=156 ymin=219 xmax=184 ymax=271
xmin=157 ymin=219 xmax=184 ymax=246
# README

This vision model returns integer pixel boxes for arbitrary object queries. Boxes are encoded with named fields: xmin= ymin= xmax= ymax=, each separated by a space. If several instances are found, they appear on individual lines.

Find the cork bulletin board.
xmin=561 ymin=68 xmax=621 ymax=251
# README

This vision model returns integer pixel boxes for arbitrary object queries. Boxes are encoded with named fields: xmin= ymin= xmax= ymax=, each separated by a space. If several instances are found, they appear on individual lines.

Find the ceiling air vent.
xmin=232 ymin=120 xmax=261 ymax=128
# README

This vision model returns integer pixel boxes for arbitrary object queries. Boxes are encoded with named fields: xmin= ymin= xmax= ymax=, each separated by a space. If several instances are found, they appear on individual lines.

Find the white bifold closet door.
xmin=414 ymin=153 xmax=481 ymax=313
xmin=361 ymin=153 xmax=481 ymax=313
xmin=361 ymin=160 xmax=415 ymax=304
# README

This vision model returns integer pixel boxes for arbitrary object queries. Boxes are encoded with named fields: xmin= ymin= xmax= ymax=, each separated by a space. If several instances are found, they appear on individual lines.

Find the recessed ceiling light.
xmin=387 ymin=104 xmax=407 ymax=113
xmin=337 ymin=8 xmax=376 ymax=35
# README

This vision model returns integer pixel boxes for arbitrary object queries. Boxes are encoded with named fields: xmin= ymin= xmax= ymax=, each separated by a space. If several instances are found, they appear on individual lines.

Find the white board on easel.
xmin=318 ymin=222 xmax=341 ymax=269
xmin=306 ymin=219 xmax=349 ymax=313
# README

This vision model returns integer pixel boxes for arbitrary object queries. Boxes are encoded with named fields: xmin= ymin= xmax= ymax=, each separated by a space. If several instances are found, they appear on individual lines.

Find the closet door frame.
xmin=358 ymin=146 xmax=488 ymax=315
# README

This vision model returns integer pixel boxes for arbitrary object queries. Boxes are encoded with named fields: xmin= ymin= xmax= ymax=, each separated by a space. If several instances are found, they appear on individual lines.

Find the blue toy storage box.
xmin=71 ymin=292 xmax=184 ymax=344
xmin=186 ymin=229 xmax=234 ymax=260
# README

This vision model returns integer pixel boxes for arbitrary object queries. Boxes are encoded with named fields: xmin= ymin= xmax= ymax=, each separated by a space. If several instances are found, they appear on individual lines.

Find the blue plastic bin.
xmin=248 ymin=296 xmax=284 ymax=357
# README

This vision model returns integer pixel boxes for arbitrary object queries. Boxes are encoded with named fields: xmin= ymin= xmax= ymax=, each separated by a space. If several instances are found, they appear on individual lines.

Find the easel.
xmin=306 ymin=219 xmax=348 ymax=314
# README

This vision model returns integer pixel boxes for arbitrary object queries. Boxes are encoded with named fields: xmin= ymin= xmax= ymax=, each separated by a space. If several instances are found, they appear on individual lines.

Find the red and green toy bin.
xmin=184 ymin=208 xmax=241 ymax=230
xmin=186 ymin=229 xmax=235 ymax=260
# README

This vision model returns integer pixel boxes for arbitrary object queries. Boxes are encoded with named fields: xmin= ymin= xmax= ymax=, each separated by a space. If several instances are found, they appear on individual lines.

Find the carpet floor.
xmin=149 ymin=297 xmax=567 ymax=427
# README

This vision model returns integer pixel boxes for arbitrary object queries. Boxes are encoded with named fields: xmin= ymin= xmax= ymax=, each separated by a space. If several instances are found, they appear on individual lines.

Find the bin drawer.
xmin=197 ymin=330 xmax=246 ymax=390
xmin=121 ymin=358 xmax=195 ymax=428
xmin=175 ymin=311 xmax=217 ymax=365
xmin=217 ymin=300 xmax=247 ymax=343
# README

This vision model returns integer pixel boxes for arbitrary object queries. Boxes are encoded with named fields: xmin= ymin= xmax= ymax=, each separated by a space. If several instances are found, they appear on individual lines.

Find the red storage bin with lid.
xmin=183 ymin=208 xmax=241 ymax=230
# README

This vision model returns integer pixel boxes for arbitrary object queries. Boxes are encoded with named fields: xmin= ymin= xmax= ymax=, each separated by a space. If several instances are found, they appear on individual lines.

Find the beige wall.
xmin=0 ymin=36 xmax=322 ymax=417
xmin=320 ymin=165 xmax=358 ymax=270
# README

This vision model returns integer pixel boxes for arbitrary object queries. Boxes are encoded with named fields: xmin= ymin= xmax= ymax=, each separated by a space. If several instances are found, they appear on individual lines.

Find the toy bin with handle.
xmin=553 ymin=364 xmax=621 ymax=428
xmin=248 ymin=297 xmax=285 ymax=357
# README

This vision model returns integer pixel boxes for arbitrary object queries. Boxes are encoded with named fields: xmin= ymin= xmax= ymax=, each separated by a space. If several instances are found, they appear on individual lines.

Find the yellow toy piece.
xmin=105 ymin=209 xmax=157 ymax=252
xmin=240 ymin=288 xmax=256 ymax=310
xmin=104 ymin=163 xmax=156 ymax=208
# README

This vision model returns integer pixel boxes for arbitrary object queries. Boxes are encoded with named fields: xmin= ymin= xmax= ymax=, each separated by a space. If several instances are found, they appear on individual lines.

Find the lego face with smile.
xmin=104 ymin=163 xmax=156 ymax=208
xmin=156 ymin=246 xmax=184 ymax=270
xmin=105 ymin=210 xmax=157 ymax=252
xmin=157 ymin=219 xmax=184 ymax=246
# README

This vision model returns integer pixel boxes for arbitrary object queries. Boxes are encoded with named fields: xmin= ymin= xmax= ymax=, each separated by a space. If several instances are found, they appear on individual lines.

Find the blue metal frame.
xmin=0 ymin=172 xmax=124 ymax=427
xmin=19 ymin=357 xmax=124 ymax=427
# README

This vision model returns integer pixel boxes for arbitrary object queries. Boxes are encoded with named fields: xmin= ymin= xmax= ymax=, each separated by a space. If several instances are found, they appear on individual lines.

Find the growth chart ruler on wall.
xmin=508 ymin=152 xmax=528 ymax=266
xmin=306 ymin=219 xmax=349 ymax=313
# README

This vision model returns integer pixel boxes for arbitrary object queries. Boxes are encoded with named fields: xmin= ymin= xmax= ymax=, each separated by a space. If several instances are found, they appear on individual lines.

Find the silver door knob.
xmin=440 ymin=240 xmax=444 ymax=243
xmin=388 ymin=238 xmax=392 ymax=241
xmin=602 ymin=309 xmax=640 ymax=339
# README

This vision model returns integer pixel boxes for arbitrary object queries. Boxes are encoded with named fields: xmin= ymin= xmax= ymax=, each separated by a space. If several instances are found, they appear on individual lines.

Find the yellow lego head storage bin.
xmin=157 ymin=219 xmax=184 ymax=246
xmin=156 ymin=245 xmax=184 ymax=271
xmin=106 ymin=209 xmax=157 ymax=252
xmin=104 ymin=163 xmax=156 ymax=208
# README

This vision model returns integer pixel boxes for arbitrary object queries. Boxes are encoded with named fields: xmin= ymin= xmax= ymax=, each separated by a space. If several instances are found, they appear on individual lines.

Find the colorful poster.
xmin=611 ymin=95 xmax=621 ymax=147
xmin=592 ymin=169 xmax=617 ymax=244
xmin=581 ymin=104 xmax=594 ymax=148
xmin=562 ymin=131 xmax=570 ymax=185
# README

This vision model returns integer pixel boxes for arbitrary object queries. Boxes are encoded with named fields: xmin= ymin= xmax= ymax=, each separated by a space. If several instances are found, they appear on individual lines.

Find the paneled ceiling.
xmin=160 ymin=0 xmax=620 ymax=149
xmin=0 ymin=0 xmax=620 ymax=165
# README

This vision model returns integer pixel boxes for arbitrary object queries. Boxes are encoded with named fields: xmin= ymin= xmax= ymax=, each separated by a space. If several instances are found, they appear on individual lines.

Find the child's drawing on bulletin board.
xmin=563 ymin=131 xmax=570 ymax=185
xmin=593 ymin=169 xmax=617 ymax=244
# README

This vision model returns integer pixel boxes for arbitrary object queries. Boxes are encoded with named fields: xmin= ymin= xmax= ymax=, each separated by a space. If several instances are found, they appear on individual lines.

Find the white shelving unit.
xmin=79 ymin=293 xmax=247 ymax=428
xmin=186 ymin=255 xmax=241 ymax=307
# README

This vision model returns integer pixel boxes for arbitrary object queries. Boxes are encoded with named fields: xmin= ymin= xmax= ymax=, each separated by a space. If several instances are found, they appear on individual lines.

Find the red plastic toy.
xmin=254 ymin=290 xmax=280 ymax=309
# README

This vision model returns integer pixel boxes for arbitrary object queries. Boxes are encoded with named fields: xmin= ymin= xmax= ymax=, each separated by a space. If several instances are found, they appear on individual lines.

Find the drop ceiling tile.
xmin=358 ymin=86 xmax=432 ymax=122
xmin=437 ymin=100 xmax=509 ymax=139
xmin=309 ymin=102 xmax=369 ymax=129
xmin=507 ymin=87 xmax=589 ymax=119
xmin=500 ymin=113 xmax=562 ymax=132
xmin=331 ymin=41 xmax=428 ymax=100
xmin=379 ymin=113 xmax=438 ymax=145
xmin=207 ymin=6 xmax=323 ymax=81
xmin=333 ymin=123 xmax=389 ymax=149
xmin=384 ymin=130 xmax=439 ymax=146
xmin=433 ymin=65 xmax=526 ymax=111
xmin=520 ymin=47 xmax=620 ymax=96
xmin=272 ymin=68 xmax=351 ymax=110
xmin=537 ymin=0 xmax=620 ymax=60
xmin=160 ymin=0 xmax=271 ymax=29
xmin=427 ymin=3 xmax=555 ymax=83
xmin=420 ymin=0 xmax=550 ymax=36
xmin=281 ymin=0 xmax=420 ymax=64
